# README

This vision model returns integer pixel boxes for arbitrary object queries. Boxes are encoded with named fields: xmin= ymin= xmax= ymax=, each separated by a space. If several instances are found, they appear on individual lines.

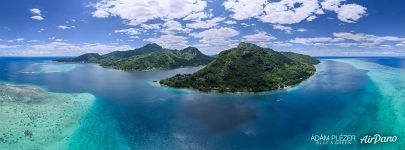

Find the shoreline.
xmin=150 ymin=62 xmax=321 ymax=96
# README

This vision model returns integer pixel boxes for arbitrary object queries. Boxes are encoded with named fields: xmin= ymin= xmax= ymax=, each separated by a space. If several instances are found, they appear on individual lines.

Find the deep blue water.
xmin=0 ymin=57 xmax=404 ymax=149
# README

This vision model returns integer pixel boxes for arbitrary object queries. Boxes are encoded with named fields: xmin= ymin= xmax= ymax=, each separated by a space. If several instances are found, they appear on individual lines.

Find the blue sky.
xmin=0 ymin=0 xmax=404 ymax=56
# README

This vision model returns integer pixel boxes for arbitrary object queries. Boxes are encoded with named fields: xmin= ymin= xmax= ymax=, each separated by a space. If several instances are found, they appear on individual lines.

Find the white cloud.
xmin=396 ymin=41 xmax=405 ymax=47
xmin=38 ymin=28 xmax=45 ymax=32
xmin=186 ymin=17 xmax=225 ymax=29
xmin=243 ymin=31 xmax=276 ymax=42
xmin=243 ymin=31 xmax=276 ymax=47
xmin=0 ymin=45 xmax=20 ymax=49
xmin=162 ymin=20 xmax=191 ymax=34
xmin=91 ymin=0 xmax=207 ymax=25
xmin=29 ymin=8 xmax=41 ymax=15
xmin=16 ymin=38 xmax=24 ymax=42
xmin=29 ymin=8 xmax=44 ymax=21
xmin=379 ymin=44 xmax=392 ymax=49
xmin=57 ymin=25 xmax=76 ymax=30
xmin=114 ymin=28 xmax=140 ymax=36
xmin=192 ymin=27 xmax=240 ymax=46
xmin=333 ymin=32 xmax=405 ymax=45
xmin=223 ymin=0 xmax=266 ymax=20
xmin=241 ymin=23 xmax=254 ymax=27
xmin=223 ymin=0 xmax=367 ymax=24
xmin=321 ymin=0 xmax=367 ymax=23
xmin=270 ymin=41 xmax=293 ymax=47
xmin=321 ymin=0 xmax=343 ymax=11
xmin=0 ymin=42 xmax=133 ymax=56
xmin=27 ymin=40 xmax=39 ymax=43
xmin=291 ymin=37 xmax=339 ymax=45
xmin=306 ymin=16 xmax=317 ymax=22
xmin=183 ymin=12 xmax=211 ymax=20
xmin=55 ymin=39 xmax=67 ymax=42
xmin=291 ymin=32 xmax=405 ymax=48
xmin=272 ymin=25 xmax=293 ymax=34
xmin=31 ymin=16 xmax=44 ymax=21
xmin=336 ymin=4 xmax=367 ymax=23
xmin=145 ymin=34 xmax=189 ymax=49
xmin=141 ymin=24 xmax=161 ymax=30
xmin=224 ymin=20 xmax=237 ymax=25
xmin=261 ymin=0 xmax=321 ymax=24
xmin=273 ymin=25 xmax=306 ymax=34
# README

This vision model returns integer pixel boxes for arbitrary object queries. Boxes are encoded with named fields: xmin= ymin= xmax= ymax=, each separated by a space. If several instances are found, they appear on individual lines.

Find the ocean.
xmin=0 ymin=57 xmax=404 ymax=149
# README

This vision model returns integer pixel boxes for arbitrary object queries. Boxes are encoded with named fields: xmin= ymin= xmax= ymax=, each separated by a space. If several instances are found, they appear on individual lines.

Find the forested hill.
xmin=160 ymin=42 xmax=320 ymax=93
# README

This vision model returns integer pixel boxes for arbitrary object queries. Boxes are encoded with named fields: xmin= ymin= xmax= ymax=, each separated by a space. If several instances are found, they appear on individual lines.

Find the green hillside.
xmin=160 ymin=42 xmax=319 ymax=93
xmin=56 ymin=43 xmax=214 ymax=71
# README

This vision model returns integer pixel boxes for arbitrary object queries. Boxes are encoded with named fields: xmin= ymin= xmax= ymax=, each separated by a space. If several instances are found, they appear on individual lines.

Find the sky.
xmin=0 ymin=0 xmax=405 ymax=56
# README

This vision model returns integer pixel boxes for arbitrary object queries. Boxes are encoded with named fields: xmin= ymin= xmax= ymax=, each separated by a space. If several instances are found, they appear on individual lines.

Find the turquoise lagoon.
xmin=0 ymin=57 xmax=404 ymax=149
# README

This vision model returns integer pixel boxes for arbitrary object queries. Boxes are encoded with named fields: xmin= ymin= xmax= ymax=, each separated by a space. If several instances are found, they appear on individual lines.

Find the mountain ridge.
xmin=56 ymin=43 xmax=214 ymax=71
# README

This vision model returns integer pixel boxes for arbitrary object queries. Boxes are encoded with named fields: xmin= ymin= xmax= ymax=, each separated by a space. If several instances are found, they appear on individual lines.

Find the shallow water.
xmin=0 ymin=57 xmax=404 ymax=149
xmin=0 ymin=82 xmax=94 ymax=150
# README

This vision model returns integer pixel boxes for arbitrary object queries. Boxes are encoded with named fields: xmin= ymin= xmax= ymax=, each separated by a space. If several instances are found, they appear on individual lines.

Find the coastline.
xmin=150 ymin=62 xmax=321 ymax=96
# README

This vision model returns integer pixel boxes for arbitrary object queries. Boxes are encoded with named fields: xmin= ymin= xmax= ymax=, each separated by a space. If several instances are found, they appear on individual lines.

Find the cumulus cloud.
xmin=336 ymin=4 xmax=367 ymax=23
xmin=145 ymin=34 xmax=189 ymax=49
xmin=321 ymin=0 xmax=367 ymax=23
xmin=190 ymin=27 xmax=240 ymax=54
xmin=223 ymin=0 xmax=266 ymax=20
xmin=186 ymin=17 xmax=225 ymax=29
xmin=91 ymin=0 xmax=208 ymax=25
xmin=223 ymin=0 xmax=367 ymax=24
xmin=162 ymin=20 xmax=191 ymax=34
xmin=191 ymin=27 xmax=240 ymax=46
xmin=261 ymin=0 xmax=321 ymax=24
xmin=321 ymin=0 xmax=343 ymax=11
xmin=29 ymin=8 xmax=44 ymax=21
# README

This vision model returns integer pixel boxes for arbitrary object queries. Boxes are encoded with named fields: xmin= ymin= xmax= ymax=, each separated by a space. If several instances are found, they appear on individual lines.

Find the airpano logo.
xmin=360 ymin=134 xmax=397 ymax=144
xmin=310 ymin=134 xmax=355 ymax=145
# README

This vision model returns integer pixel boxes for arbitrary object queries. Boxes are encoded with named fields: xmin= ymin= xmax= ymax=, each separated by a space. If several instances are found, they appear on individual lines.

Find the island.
xmin=159 ymin=42 xmax=320 ymax=93
xmin=57 ymin=43 xmax=214 ymax=71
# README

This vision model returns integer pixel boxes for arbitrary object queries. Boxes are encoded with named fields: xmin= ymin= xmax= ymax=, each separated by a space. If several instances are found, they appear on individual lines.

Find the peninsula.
xmin=57 ymin=43 xmax=214 ymax=71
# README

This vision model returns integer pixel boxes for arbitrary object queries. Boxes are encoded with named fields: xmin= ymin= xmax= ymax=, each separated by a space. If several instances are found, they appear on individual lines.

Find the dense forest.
xmin=160 ymin=42 xmax=320 ymax=93
xmin=57 ymin=43 xmax=214 ymax=71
